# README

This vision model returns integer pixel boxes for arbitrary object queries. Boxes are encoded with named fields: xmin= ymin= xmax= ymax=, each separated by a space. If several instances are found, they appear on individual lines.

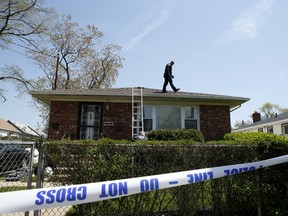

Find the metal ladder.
xmin=131 ymin=87 xmax=144 ymax=139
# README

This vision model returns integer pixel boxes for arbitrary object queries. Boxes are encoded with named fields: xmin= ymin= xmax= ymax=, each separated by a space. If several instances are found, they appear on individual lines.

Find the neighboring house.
xmin=7 ymin=121 xmax=42 ymax=138
xmin=0 ymin=119 xmax=21 ymax=138
xmin=31 ymin=87 xmax=249 ymax=141
xmin=0 ymin=119 xmax=40 ymax=139
xmin=232 ymin=111 xmax=288 ymax=136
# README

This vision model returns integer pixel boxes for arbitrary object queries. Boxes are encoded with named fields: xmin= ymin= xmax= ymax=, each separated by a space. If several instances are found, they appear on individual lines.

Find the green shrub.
xmin=147 ymin=128 xmax=204 ymax=142
xmin=223 ymin=132 xmax=288 ymax=145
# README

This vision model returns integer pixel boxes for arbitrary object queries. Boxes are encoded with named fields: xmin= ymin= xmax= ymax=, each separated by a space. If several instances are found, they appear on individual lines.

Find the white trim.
xmin=143 ymin=105 xmax=200 ymax=131
xmin=233 ymin=118 xmax=288 ymax=135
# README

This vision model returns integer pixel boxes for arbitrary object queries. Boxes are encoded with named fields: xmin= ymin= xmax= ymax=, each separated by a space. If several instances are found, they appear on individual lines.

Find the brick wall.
xmin=48 ymin=101 xmax=79 ymax=139
xmin=48 ymin=101 xmax=231 ymax=141
xmin=200 ymin=105 xmax=231 ymax=141
xmin=48 ymin=101 xmax=132 ymax=140
xmin=102 ymin=102 xmax=132 ymax=140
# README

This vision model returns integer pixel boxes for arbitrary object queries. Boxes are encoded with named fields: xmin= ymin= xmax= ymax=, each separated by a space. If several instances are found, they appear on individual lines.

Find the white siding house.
xmin=233 ymin=112 xmax=288 ymax=136
xmin=0 ymin=118 xmax=21 ymax=137
xmin=0 ymin=119 xmax=42 ymax=138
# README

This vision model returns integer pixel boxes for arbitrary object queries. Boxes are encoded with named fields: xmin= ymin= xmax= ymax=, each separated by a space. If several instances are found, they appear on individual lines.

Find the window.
xmin=184 ymin=107 xmax=197 ymax=129
xmin=143 ymin=105 xmax=198 ymax=132
xmin=79 ymin=104 xmax=101 ymax=139
xmin=143 ymin=106 xmax=153 ymax=131
xmin=258 ymin=128 xmax=263 ymax=132
xmin=156 ymin=107 xmax=181 ymax=129
xmin=282 ymin=123 xmax=288 ymax=135
xmin=267 ymin=126 xmax=273 ymax=134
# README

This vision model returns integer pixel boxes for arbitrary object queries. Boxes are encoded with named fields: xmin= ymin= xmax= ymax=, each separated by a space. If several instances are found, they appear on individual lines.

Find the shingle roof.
xmin=30 ymin=87 xmax=249 ymax=109
xmin=0 ymin=119 xmax=21 ymax=133
xmin=240 ymin=112 xmax=288 ymax=129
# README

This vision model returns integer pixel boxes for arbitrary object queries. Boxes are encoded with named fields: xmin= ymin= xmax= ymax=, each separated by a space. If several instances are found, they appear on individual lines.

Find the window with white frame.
xmin=156 ymin=107 xmax=181 ymax=129
xmin=143 ymin=106 xmax=153 ymax=132
xmin=282 ymin=123 xmax=288 ymax=135
xmin=267 ymin=126 xmax=273 ymax=134
xmin=143 ymin=105 xmax=198 ymax=132
xmin=184 ymin=107 xmax=197 ymax=129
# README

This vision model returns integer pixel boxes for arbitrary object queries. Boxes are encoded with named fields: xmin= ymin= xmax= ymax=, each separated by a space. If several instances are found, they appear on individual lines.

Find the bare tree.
xmin=84 ymin=44 xmax=124 ymax=89
xmin=258 ymin=102 xmax=285 ymax=119
xmin=0 ymin=0 xmax=53 ymax=49
xmin=28 ymin=15 xmax=124 ymax=90
xmin=0 ymin=64 xmax=35 ymax=101
xmin=233 ymin=102 xmax=288 ymax=129
xmin=1 ymin=13 xmax=124 ymax=100
xmin=0 ymin=2 xmax=124 ymax=132
xmin=0 ymin=0 xmax=54 ymax=101
xmin=233 ymin=119 xmax=252 ymax=129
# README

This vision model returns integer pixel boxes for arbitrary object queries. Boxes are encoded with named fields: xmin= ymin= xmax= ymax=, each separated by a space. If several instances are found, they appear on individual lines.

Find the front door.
xmin=79 ymin=103 xmax=102 ymax=139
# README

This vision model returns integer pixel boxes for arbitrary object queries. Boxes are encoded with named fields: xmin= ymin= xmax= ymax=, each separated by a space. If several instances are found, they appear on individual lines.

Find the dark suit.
xmin=162 ymin=63 xmax=177 ymax=92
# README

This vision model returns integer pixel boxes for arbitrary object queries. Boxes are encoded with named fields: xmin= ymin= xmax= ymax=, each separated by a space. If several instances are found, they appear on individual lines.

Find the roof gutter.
xmin=7 ymin=120 xmax=26 ymax=136
xmin=230 ymin=105 xmax=241 ymax=113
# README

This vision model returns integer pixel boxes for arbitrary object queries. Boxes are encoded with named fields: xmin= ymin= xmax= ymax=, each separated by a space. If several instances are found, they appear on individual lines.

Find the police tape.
xmin=1 ymin=154 xmax=288 ymax=214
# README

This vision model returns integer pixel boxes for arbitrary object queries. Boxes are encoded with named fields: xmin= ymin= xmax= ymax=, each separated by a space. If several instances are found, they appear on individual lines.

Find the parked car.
xmin=0 ymin=143 xmax=31 ymax=173
xmin=5 ymin=167 xmax=30 ymax=181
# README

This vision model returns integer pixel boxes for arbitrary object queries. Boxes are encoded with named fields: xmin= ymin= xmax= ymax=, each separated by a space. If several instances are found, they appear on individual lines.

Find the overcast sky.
xmin=1 ymin=0 xmax=287 ymax=129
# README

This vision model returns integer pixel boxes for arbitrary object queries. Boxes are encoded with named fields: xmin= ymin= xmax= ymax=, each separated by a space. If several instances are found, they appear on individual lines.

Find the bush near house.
xmin=44 ymin=132 xmax=288 ymax=216
xmin=147 ymin=128 xmax=205 ymax=142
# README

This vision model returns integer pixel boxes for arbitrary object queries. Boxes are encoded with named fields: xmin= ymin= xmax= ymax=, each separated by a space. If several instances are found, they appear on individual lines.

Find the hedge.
xmin=147 ymin=128 xmax=204 ymax=142
xmin=43 ymin=132 xmax=288 ymax=216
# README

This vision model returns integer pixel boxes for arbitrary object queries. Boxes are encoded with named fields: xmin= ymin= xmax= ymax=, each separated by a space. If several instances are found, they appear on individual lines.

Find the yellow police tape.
xmin=1 ymin=154 xmax=288 ymax=214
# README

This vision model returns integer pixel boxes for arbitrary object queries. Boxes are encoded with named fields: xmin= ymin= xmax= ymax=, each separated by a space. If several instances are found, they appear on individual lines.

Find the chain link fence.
xmin=0 ymin=141 xmax=37 ymax=216
xmin=0 ymin=139 xmax=71 ymax=216
xmin=42 ymin=142 xmax=288 ymax=216
xmin=1 ymin=140 xmax=288 ymax=215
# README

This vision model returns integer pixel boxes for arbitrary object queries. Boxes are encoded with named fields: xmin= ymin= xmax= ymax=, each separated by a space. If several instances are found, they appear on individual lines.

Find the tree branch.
xmin=0 ymin=76 xmax=34 ymax=91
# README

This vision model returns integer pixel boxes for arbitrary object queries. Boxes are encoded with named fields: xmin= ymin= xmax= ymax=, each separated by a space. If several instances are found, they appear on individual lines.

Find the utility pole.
xmin=53 ymin=53 xmax=60 ymax=90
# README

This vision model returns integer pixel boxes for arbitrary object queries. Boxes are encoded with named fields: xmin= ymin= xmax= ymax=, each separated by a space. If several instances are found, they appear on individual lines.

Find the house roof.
xmin=0 ymin=119 xmax=21 ymax=134
xmin=30 ymin=87 xmax=249 ymax=109
xmin=234 ymin=112 xmax=288 ymax=131
xmin=7 ymin=121 xmax=41 ymax=137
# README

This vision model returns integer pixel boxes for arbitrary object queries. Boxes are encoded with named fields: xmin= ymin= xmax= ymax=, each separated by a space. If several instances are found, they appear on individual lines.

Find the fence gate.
xmin=0 ymin=140 xmax=37 ymax=216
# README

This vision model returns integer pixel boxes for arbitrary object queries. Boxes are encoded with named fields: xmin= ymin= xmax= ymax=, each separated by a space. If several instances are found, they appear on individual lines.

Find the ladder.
xmin=131 ymin=87 xmax=144 ymax=139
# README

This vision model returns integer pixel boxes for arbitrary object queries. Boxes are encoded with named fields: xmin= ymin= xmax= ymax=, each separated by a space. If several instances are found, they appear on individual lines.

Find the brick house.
xmin=31 ymin=87 xmax=249 ymax=141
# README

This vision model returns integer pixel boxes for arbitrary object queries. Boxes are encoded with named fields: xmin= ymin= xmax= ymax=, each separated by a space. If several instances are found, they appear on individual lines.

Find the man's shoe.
xmin=162 ymin=90 xmax=167 ymax=93
xmin=174 ymin=88 xmax=180 ymax=92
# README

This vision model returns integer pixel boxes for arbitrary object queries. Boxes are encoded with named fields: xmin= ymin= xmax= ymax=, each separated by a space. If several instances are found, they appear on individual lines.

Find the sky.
xmin=1 ymin=0 xmax=288 ymax=130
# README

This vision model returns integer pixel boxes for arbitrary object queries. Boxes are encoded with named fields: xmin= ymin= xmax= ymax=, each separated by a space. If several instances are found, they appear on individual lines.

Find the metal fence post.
xmin=27 ymin=142 xmax=35 ymax=190
xmin=256 ymin=170 xmax=262 ymax=216
xmin=34 ymin=136 xmax=45 ymax=216
xmin=25 ymin=142 xmax=36 ymax=216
